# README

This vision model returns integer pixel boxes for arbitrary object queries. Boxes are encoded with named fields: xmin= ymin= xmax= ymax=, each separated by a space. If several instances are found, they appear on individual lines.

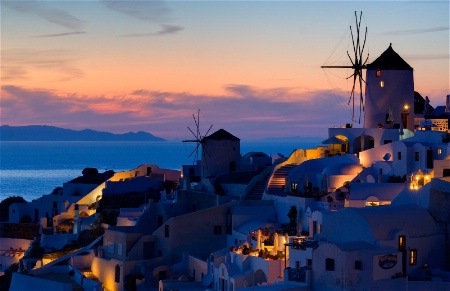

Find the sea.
xmin=0 ymin=140 xmax=320 ymax=202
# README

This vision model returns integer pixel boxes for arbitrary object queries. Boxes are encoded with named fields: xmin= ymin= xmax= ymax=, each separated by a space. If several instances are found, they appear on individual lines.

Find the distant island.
xmin=0 ymin=125 xmax=166 ymax=141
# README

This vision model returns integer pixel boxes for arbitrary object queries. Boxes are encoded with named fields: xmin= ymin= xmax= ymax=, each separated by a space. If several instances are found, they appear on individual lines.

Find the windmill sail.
xmin=321 ymin=11 xmax=369 ymax=124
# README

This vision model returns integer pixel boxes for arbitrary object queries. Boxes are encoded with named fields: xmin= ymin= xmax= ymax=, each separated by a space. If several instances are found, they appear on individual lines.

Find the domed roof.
xmin=323 ymin=163 xmax=363 ymax=176
xmin=242 ymin=152 xmax=269 ymax=158
xmin=322 ymin=205 xmax=437 ymax=245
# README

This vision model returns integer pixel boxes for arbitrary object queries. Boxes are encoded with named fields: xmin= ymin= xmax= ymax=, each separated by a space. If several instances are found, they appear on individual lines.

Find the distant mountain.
xmin=257 ymin=136 xmax=325 ymax=143
xmin=0 ymin=125 xmax=166 ymax=141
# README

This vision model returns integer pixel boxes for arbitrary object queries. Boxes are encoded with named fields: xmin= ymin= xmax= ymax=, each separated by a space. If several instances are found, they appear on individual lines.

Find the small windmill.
xmin=321 ymin=11 xmax=369 ymax=124
xmin=182 ymin=109 xmax=213 ymax=168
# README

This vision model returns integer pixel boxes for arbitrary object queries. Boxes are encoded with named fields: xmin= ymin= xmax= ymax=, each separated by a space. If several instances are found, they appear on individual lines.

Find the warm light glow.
xmin=404 ymin=104 xmax=409 ymax=111
xmin=425 ymin=175 xmax=429 ymax=180
xmin=438 ymin=149 xmax=442 ymax=154
xmin=380 ymin=80 xmax=385 ymax=87
xmin=415 ymin=176 xmax=419 ymax=181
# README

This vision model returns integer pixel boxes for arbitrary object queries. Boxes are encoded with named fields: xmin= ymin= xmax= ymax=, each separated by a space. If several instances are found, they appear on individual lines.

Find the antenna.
xmin=321 ymin=11 xmax=369 ymax=124
xmin=182 ymin=109 xmax=213 ymax=168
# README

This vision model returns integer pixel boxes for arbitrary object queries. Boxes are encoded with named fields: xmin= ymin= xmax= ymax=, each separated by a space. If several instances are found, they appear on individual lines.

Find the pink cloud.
xmin=1 ymin=84 xmax=354 ymax=140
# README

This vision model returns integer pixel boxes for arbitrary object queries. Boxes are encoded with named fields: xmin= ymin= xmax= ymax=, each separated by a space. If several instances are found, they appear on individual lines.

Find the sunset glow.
xmin=1 ymin=1 xmax=448 ymax=140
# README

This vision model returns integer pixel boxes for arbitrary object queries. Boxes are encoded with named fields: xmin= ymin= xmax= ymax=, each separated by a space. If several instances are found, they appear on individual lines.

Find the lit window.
xmin=410 ymin=249 xmax=417 ymax=265
xmin=376 ymin=70 xmax=381 ymax=77
xmin=398 ymin=235 xmax=406 ymax=251
xmin=380 ymin=81 xmax=385 ymax=87
xmin=366 ymin=201 xmax=380 ymax=206
xmin=438 ymin=149 xmax=442 ymax=154
xmin=291 ymin=183 xmax=298 ymax=191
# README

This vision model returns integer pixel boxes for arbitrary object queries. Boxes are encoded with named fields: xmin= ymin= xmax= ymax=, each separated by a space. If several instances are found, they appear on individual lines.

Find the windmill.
xmin=321 ymin=11 xmax=369 ymax=124
xmin=182 ymin=109 xmax=213 ymax=168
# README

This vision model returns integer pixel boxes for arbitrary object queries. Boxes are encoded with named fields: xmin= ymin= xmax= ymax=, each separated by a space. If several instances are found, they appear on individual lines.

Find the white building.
xmin=313 ymin=204 xmax=445 ymax=289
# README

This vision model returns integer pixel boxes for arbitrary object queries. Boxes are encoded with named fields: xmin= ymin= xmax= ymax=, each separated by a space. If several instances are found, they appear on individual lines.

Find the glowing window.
xmin=380 ymin=81 xmax=385 ymax=87
xmin=410 ymin=249 xmax=417 ymax=265
xmin=291 ymin=183 xmax=298 ymax=191
xmin=376 ymin=70 xmax=381 ymax=77
xmin=366 ymin=201 xmax=380 ymax=206
xmin=399 ymin=235 xmax=406 ymax=251
xmin=438 ymin=149 xmax=442 ymax=154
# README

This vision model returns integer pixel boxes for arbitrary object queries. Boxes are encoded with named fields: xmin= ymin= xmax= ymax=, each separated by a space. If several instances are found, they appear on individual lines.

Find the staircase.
xmin=267 ymin=164 xmax=297 ymax=196
xmin=243 ymin=179 xmax=267 ymax=200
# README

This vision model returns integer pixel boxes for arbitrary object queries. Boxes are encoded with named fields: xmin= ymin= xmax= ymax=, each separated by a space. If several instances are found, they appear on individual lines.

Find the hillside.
xmin=0 ymin=125 xmax=166 ymax=141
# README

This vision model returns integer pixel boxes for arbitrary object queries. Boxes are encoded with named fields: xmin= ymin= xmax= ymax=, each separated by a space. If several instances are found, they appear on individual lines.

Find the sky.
xmin=1 ymin=0 xmax=449 ymax=140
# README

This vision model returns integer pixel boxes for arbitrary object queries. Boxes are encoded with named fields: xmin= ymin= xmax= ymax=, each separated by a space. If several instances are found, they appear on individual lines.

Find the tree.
xmin=287 ymin=206 xmax=298 ymax=235
xmin=0 ymin=196 xmax=27 ymax=221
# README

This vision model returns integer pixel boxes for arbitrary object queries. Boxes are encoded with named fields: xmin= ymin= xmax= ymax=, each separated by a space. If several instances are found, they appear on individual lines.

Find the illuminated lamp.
xmin=404 ymin=104 xmax=409 ymax=111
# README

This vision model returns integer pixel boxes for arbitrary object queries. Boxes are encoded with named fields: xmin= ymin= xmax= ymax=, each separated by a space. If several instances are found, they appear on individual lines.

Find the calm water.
xmin=0 ymin=141 xmax=319 ymax=202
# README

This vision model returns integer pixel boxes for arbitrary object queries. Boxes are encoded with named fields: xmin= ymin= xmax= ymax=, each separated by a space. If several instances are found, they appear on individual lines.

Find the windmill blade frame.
xmin=321 ymin=11 xmax=369 ymax=125
xmin=182 ymin=109 xmax=213 ymax=169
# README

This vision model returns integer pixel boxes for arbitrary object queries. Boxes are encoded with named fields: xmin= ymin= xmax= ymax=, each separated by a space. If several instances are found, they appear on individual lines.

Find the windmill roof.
xmin=367 ymin=44 xmax=413 ymax=71
xmin=204 ymin=129 xmax=240 ymax=141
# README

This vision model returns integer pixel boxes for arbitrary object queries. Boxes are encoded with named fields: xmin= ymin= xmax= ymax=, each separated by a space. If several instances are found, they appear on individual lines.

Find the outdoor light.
xmin=404 ymin=104 xmax=409 ymax=111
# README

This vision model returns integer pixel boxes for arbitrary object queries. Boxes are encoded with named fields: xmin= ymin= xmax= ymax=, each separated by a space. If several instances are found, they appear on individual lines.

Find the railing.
xmin=287 ymin=267 xmax=309 ymax=282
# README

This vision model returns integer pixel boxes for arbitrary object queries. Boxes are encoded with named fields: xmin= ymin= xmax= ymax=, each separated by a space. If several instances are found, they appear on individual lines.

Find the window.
xmin=376 ymin=70 xmax=381 ymax=77
xmin=410 ymin=249 xmax=417 ymax=265
xmin=291 ymin=183 xmax=298 ymax=191
xmin=384 ymin=140 xmax=392 ymax=145
xmin=398 ymin=152 xmax=402 ymax=160
xmin=213 ymin=225 xmax=222 ymax=235
xmin=325 ymin=258 xmax=335 ymax=271
xmin=158 ymin=215 xmax=163 ymax=227
xmin=307 ymin=259 xmax=312 ymax=266
xmin=117 ymin=243 xmax=123 ymax=256
xmin=398 ymin=235 xmax=406 ymax=251
xmin=165 ymin=225 xmax=170 ymax=237
xmin=380 ymin=80 xmax=385 ymax=87
xmin=355 ymin=260 xmax=362 ymax=270
xmin=107 ymin=241 xmax=114 ymax=253
xmin=438 ymin=149 xmax=442 ymax=155
xmin=296 ymin=261 xmax=300 ymax=269
xmin=415 ymin=152 xmax=420 ymax=161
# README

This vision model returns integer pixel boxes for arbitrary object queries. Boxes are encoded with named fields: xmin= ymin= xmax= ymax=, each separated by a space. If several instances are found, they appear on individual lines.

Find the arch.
xmin=335 ymin=135 xmax=349 ymax=153
xmin=253 ymin=269 xmax=267 ymax=285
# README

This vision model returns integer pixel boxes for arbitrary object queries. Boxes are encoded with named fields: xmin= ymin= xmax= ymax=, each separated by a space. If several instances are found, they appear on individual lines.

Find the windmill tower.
xmin=365 ymin=44 xmax=414 ymax=131
xmin=201 ymin=129 xmax=240 ymax=179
